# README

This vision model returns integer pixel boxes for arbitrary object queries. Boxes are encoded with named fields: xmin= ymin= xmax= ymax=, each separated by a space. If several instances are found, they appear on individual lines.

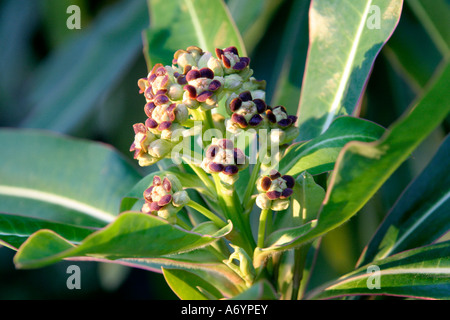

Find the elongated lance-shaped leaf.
xmin=358 ymin=134 xmax=450 ymax=266
xmin=254 ymin=62 xmax=450 ymax=262
xmin=307 ymin=241 xmax=450 ymax=300
xmin=13 ymin=212 xmax=233 ymax=269
xmin=20 ymin=0 xmax=149 ymax=133
xmin=273 ymin=116 xmax=385 ymax=177
xmin=297 ymin=0 xmax=403 ymax=140
xmin=144 ymin=0 xmax=246 ymax=67
xmin=0 ymin=212 xmax=96 ymax=250
xmin=0 ymin=129 xmax=141 ymax=228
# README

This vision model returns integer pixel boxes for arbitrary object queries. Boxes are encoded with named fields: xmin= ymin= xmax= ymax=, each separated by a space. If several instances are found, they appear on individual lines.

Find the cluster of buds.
xmin=255 ymin=170 xmax=295 ymax=211
xmin=201 ymin=138 xmax=248 ymax=186
xmin=225 ymin=90 xmax=267 ymax=133
xmin=141 ymin=174 xmax=190 ymax=223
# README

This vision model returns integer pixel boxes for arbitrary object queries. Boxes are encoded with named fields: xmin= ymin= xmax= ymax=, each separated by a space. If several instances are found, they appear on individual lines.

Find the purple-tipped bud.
xmin=239 ymin=91 xmax=252 ymax=102
xmin=133 ymin=123 xmax=146 ymax=134
xmin=269 ymin=170 xmax=281 ymax=180
xmin=223 ymin=165 xmax=239 ymax=176
xmin=143 ymin=186 xmax=153 ymax=201
xmin=163 ymin=177 xmax=172 ymax=192
xmin=144 ymin=102 xmax=156 ymax=117
xmin=229 ymin=98 xmax=242 ymax=112
xmin=233 ymin=61 xmax=247 ymax=70
xmin=281 ymin=188 xmax=293 ymax=199
xmin=183 ymin=85 xmax=197 ymax=98
xmin=158 ymin=194 xmax=172 ymax=206
xmin=199 ymin=68 xmax=214 ymax=79
xmin=209 ymin=162 xmax=224 ymax=173
xmin=186 ymin=69 xmax=201 ymax=81
xmin=177 ymin=75 xmax=187 ymax=85
xmin=253 ymin=99 xmax=267 ymax=114
xmin=224 ymin=46 xmax=238 ymax=55
xmin=217 ymin=139 xmax=233 ymax=150
xmin=231 ymin=113 xmax=248 ymax=128
xmin=208 ymin=80 xmax=221 ymax=91
xmin=158 ymin=121 xmax=172 ymax=131
xmin=249 ymin=114 xmax=263 ymax=127
xmin=154 ymin=94 xmax=169 ymax=106
xmin=288 ymin=115 xmax=298 ymax=124
xmin=222 ymin=55 xmax=231 ymax=68
xmin=153 ymin=176 xmax=162 ymax=186
xmin=156 ymin=66 xmax=167 ymax=76
xmin=215 ymin=48 xmax=224 ymax=59
xmin=260 ymin=176 xmax=272 ymax=191
xmin=282 ymin=175 xmax=295 ymax=188
xmin=266 ymin=110 xmax=277 ymax=123
xmin=266 ymin=190 xmax=281 ymax=200
xmin=196 ymin=91 xmax=213 ymax=102
xmin=239 ymin=57 xmax=250 ymax=66
xmin=277 ymin=118 xmax=292 ymax=128
xmin=150 ymin=202 xmax=162 ymax=212
xmin=145 ymin=118 xmax=158 ymax=129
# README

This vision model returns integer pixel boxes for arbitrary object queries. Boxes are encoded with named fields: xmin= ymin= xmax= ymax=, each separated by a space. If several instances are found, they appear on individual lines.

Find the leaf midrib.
xmin=0 ymin=185 xmax=115 ymax=223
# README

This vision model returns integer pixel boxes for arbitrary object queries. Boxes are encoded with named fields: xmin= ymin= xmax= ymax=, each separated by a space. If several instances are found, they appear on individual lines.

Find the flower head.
xmin=256 ymin=170 xmax=295 ymax=211
xmin=141 ymin=174 xmax=190 ymax=223
xmin=225 ymin=90 xmax=268 ymax=133
xmin=201 ymin=138 xmax=248 ymax=186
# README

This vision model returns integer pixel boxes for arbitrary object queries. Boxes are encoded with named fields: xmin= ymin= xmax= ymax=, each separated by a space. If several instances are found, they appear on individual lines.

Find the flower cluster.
xmin=141 ymin=174 xmax=190 ymax=223
xmin=225 ymin=90 xmax=267 ymax=133
xmin=256 ymin=170 xmax=295 ymax=211
xmin=201 ymin=138 xmax=248 ymax=186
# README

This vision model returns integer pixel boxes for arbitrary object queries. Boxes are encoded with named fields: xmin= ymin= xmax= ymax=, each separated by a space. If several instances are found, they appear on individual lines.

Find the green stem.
xmin=257 ymin=208 xmax=271 ymax=248
xmin=187 ymin=200 xmax=226 ymax=228
xmin=242 ymin=158 xmax=261 ymax=208
xmin=204 ymin=109 xmax=215 ymax=132
xmin=176 ymin=217 xmax=191 ymax=230
xmin=183 ymin=156 xmax=216 ymax=194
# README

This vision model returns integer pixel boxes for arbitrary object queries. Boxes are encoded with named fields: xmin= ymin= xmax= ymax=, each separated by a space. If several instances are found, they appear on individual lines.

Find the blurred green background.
xmin=0 ymin=0 xmax=448 ymax=299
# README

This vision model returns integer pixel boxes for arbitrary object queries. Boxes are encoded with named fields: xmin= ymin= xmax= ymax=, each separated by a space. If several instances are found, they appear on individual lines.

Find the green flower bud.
xmin=255 ymin=170 xmax=295 ymax=211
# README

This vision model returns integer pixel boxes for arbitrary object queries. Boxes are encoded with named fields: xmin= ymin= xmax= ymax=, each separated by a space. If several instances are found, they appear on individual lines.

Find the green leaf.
xmin=20 ymin=0 xmax=149 ymax=133
xmin=297 ymin=0 xmax=403 ymax=140
xmin=145 ymin=0 xmax=246 ymax=67
xmin=407 ymin=0 xmax=450 ymax=57
xmin=13 ymin=212 xmax=232 ymax=269
xmin=276 ymin=116 xmax=385 ymax=177
xmin=0 ymin=129 xmax=141 ymax=228
xmin=0 ymin=212 xmax=95 ymax=250
xmin=163 ymin=267 xmax=223 ymax=299
xmin=255 ymin=62 xmax=450 ymax=260
xmin=269 ymin=0 xmax=309 ymax=116
xmin=308 ymin=241 xmax=450 ymax=300
xmin=358 ymin=134 xmax=450 ymax=266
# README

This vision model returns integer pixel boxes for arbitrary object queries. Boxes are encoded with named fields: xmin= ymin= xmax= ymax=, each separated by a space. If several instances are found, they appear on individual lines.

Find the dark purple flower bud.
xmin=183 ymin=85 xmax=197 ymax=98
xmin=215 ymin=48 xmax=224 ymax=59
xmin=156 ymin=66 xmax=167 ymax=76
xmin=277 ymin=118 xmax=292 ymax=128
xmin=199 ymin=68 xmax=214 ymax=79
xmin=143 ymin=186 xmax=153 ymax=201
xmin=222 ymin=165 xmax=239 ymax=176
xmin=266 ymin=110 xmax=277 ymax=123
xmin=239 ymin=57 xmax=250 ymax=66
xmin=249 ymin=114 xmax=263 ymax=127
xmin=148 ymin=74 xmax=157 ymax=83
xmin=269 ymin=170 xmax=281 ymax=180
xmin=158 ymin=194 xmax=172 ymax=206
xmin=153 ymin=176 xmax=162 ymax=186
xmin=222 ymin=55 xmax=231 ymax=68
xmin=239 ymin=91 xmax=252 ymax=102
xmin=282 ymin=175 xmax=295 ymax=188
xmin=209 ymin=162 xmax=224 ymax=173
xmin=186 ymin=69 xmax=201 ymax=81
xmin=208 ymin=80 xmax=222 ymax=91
xmin=150 ymin=202 xmax=162 ymax=212
xmin=233 ymin=61 xmax=247 ymax=70
xmin=224 ymin=46 xmax=238 ymax=55
xmin=158 ymin=121 xmax=172 ymax=131
xmin=154 ymin=94 xmax=169 ymax=105
xmin=231 ymin=113 xmax=248 ymax=128
xmin=260 ymin=176 xmax=272 ymax=191
xmin=163 ymin=177 xmax=172 ymax=192
xmin=266 ymin=190 xmax=282 ymax=200
xmin=177 ymin=75 xmax=187 ymax=85
xmin=229 ymin=98 xmax=242 ymax=112
xmin=155 ymin=89 xmax=168 ymax=96
xmin=144 ymin=102 xmax=156 ymax=117
xmin=281 ymin=188 xmax=293 ymax=199
xmin=217 ymin=139 xmax=233 ymax=150
xmin=133 ymin=123 xmax=147 ymax=134
xmin=288 ymin=115 xmax=298 ymax=124
xmin=144 ymin=87 xmax=153 ymax=100
xmin=196 ymin=91 xmax=213 ymax=102
xmin=145 ymin=118 xmax=158 ymax=129
xmin=253 ymin=99 xmax=267 ymax=113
